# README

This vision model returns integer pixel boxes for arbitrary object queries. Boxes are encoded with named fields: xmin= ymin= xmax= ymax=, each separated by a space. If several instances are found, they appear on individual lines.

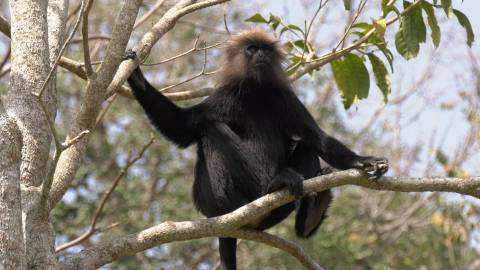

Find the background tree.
xmin=0 ymin=0 xmax=478 ymax=269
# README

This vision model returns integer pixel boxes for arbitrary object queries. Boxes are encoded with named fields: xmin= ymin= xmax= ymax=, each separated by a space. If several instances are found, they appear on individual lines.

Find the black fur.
xmin=125 ymin=33 xmax=388 ymax=269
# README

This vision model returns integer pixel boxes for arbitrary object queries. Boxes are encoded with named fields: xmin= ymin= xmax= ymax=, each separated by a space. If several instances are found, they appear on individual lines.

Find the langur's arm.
xmin=126 ymin=53 xmax=203 ymax=147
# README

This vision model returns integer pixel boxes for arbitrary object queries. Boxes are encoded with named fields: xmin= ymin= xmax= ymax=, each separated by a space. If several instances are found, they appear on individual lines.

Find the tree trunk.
xmin=0 ymin=101 xmax=25 ymax=270
xmin=6 ymin=0 xmax=68 ymax=268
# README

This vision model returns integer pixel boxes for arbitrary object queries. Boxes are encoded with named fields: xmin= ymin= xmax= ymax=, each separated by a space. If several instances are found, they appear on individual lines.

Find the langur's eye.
xmin=245 ymin=45 xmax=258 ymax=55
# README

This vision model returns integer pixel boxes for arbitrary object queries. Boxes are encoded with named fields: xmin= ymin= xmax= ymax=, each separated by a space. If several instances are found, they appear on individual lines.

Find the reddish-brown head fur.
xmin=218 ymin=29 xmax=285 ymax=86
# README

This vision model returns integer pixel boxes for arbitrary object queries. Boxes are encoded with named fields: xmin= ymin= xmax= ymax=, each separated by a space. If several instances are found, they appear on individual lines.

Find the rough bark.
xmin=7 ymin=0 xmax=52 ymax=187
xmin=0 ymin=103 xmax=25 ymax=270
xmin=7 ymin=0 xmax=68 ymax=268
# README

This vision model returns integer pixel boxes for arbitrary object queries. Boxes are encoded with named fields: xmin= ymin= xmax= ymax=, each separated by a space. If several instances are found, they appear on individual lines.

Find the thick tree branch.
xmin=106 ymin=0 xmax=231 ymax=97
xmin=60 ymin=170 xmax=480 ymax=269
xmin=48 ymin=0 xmax=142 ymax=210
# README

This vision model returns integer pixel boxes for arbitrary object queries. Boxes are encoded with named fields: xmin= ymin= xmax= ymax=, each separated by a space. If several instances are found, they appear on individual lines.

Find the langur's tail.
xmin=219 ymin=237 xmax=237 ymax=270
xmin=294 ymin=189 xmax=333 ymax=238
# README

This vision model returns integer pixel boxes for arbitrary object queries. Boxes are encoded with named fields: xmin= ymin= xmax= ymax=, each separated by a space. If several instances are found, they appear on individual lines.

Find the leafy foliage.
xmin=245 ymin=0 xmax=475 ymax=109
xmin=395 ymin=1 xmax=426 ymax=60
xmin=367 ymin=53 xmax=391 ymax=103
xmin=453 ymin=9 xmax=475 ymax=47
xmin=422 ymin=2 xmax=441 ymax=47
xmin=331 ymin=53 xmax=370 ymax=109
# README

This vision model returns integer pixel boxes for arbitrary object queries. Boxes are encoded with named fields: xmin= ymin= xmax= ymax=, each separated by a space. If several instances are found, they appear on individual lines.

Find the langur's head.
xmin=218 ymin=29 xmax=286 ymax=85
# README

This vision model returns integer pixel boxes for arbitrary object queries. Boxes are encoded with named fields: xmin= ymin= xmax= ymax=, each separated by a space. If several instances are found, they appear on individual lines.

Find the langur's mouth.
xmin=255 ymin=61 xmax=268 ymax=67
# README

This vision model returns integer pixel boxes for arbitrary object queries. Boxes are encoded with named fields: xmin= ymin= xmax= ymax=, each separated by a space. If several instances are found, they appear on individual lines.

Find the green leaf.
xmin=331 ymin=53 xmax=370 ymax=109
xmin=268 ymin=14 xmax=282 ymax=30
xmin=373 ymin=19 xmax=387 ymax=39
xmin=367 ymin=53 xmax=391 ymax=103
xmin=367 ymin=34 xmax=394 ymax=72
xmin=283 ymin=42 xmax=294 ymax=53
xmin=453 ymin=9 xmax=475 ymax=47
xmin=377 ymin=45 xmax=395 ymax=73
xmin=382 ymin=0 xmax=400 ymax=17
xmin=441 ymin=0 xmax=454 ymax=18
xmin=286 ymin=61 xmax=302 ymax=76
xmin=351 ymin=22 xmax=373 ymax=31
xmin=395 ymin=1 xmax=426 ymax=60
xmin=343 ymin=0 xmax=351 ymax=10
xmin=367 ymin=35 xmax=394 ymax=73
xmin=245 ymin=13 xmax=268 ymax=23
xmin=422 ymin=2 xmax=441 ymax=48
xmin=280 ymin=24 xmax=304 ymax=36
xmin=292 ymin=40 xmax=307 ymax=52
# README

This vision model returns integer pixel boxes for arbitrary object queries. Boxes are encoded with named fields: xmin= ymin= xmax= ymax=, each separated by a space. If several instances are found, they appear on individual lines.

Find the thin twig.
xmin=133 ymin=0 xmax=167 ymax=29
xmin=142 ymin=37 xmax=226 ymax=66
xmin=333 ymin=0 xmax=368 ymax=51
xmin=0 ymin=44 xmax=10 ymax=72
xmin=95 ymin=93 xmax=118 ymax=127
xmin=63 ymin=130 xmax=90 ymax=149
xmin=290 ymin=0 xmax=422 ymax=80
xmin=69 ymin=33 xmax=111 ymax=44
xmin=39 ymin=129 xmax=90 ymax=216
xmin=35 ymin=0 xmax=86 ymax=98
xmin=66 ymin=1 xmax=83 ymax=24
xmin=82 ymin=0 xmax=95 ymax=77
xmin=226 ymin=229 xmax=325 ymax=270
xmin=55 ymin=136 xmax=155 ymax=253
xmin=0 ymin=66 xmax=9 ymax=78
xmin=159 ymin=48 xmax=218 ymax=92
xmin=223 ymin=13 xmax=231 ymax=36
xmin=301 ymin=0 xmax=328 ymax=61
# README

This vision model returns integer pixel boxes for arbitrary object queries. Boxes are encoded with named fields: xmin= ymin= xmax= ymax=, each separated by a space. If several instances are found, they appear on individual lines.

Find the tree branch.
xmin=133 ymin=0 xmax=167 ymax=29
xmin=60 ymin=170 xmax=480 ymax=269
xmin=55 ymin=137 xmax=154 ymax=252
xmin=81 ymin=0 xmax=95 ymax=77
xmin=289 ymin=0 xmax=422 ymax=81
xmin=48 ymin=0 xmax=143 ymax=211
xmin=225 ymin=229 xmax=325 ymax=270
xmin=106 ymin=0 xmax=231 ymax=97
xmin=0 ymin=15 xmax=10 ymax=37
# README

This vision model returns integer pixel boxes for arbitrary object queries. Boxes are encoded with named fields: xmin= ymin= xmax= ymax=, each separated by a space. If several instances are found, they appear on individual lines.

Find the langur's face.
xmin=244 ymin=43 xmax=275 ymax=68
xmin=218 ymin=29 xmax=286 ymax=86
xmin=243 ymin=42 xmax=282 ymax=82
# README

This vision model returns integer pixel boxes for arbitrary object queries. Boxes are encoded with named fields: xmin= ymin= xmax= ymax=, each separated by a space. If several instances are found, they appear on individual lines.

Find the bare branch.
xmin=333 ymin=0 xmax=367 ymax=50
xmin=60 ymin=170 xmax=480 ymax=269
xmin=48 ymin=0 xmax=143 ymax=211
xmin=0 ymin=14 xmax=10 ymax=37
xmin=62 ymin=130 xmax=90 ymax=149
xmin=0 ymin=44 xmax=10 ymax=72
xmin=158 ymin=49 xmax=218 ymax=92
xmin=55 ymin=137 xmax=154 ymax=253
xmin=81 ymin=0 xmax=95 ymax=77
xmin=133 ymin=0 xmax=167 ymax=29
xmin=35 ymin=0 xmax=86 ymax=98
xmin=226 ymin=229 xmax=325 ymax=270
xmin=142 ymin=37 xmax=226 ymax=66
xmin=106 ymin=0 xmax=231 ymax=97
xmin=289 ymin=0 xmax=422 ymax=81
